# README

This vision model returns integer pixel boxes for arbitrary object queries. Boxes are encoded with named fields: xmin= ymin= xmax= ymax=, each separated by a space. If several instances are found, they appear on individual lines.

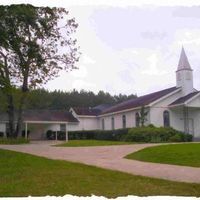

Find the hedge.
xmin=46 ymin=126 xmax=193 ymax=143
xmin=123 ymin=126 xmax=193 ymax=143
xmin=0 ymin=132 xmax=4 ymax=137
xmin=46 ymin=128 xmax=130 ymax=141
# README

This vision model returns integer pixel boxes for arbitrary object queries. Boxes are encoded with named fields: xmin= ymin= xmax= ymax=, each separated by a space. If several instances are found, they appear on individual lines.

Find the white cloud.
xmin=5 ymin=2 xmax=200 ymax=95
xmin=82 ymin=55 xmax=96 ymax=64
xmin=142 ymin=53 xmax=167 ymax=75
xmin=2 ymin=0 xmax=200 ymax=7
xmin=72 ymin=80 xmax=97 ymax=91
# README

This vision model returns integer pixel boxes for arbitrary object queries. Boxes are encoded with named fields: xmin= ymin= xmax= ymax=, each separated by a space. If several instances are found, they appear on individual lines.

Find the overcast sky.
xmin=2 ymin=0 xmax=200 ymax=96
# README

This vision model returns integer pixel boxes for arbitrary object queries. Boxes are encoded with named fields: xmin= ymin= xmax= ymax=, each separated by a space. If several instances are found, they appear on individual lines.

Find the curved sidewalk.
xmin=0 ymin=141 xmax=200 ymax=184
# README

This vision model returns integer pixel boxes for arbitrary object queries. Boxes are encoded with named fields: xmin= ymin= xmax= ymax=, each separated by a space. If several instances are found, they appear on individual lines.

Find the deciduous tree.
xmin=0 ymin=4 xmax=79 ymax=137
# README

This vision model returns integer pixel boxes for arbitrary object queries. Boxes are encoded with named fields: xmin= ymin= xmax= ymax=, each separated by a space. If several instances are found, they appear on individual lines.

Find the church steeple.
xmin=176 ymin=47 xmax=194 ymax=96
xmin=177 ymin=47 xmax=192 ymax=71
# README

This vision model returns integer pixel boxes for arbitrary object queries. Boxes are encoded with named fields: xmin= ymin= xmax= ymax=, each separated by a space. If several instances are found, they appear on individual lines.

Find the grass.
xmin=0 ymin=149 xmax=200 ymax=197
xmin=0 ymin=137 xmax=29 ymax=144
xmin=126 ymin=143 xmax=200 ymax=167
xmin=57 ymin=140 xmax=133 ymax=147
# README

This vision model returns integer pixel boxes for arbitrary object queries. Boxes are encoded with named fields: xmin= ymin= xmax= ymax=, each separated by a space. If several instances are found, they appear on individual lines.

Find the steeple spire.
xmin=176 ymin=47 xmax=194 ymax=96
xmin=177 ymin=47 xmax=192 ymax=71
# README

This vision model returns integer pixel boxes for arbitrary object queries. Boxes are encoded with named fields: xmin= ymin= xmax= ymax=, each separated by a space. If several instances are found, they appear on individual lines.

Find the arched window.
xmin=111 ymin=117 xmax=115 ymax=130
xmin=122 ymin=115 xmax=126 ymax=129
xmin=135 ymin=112 xmax=140 ymax=127
xmin=102 ymin=118 xmax=105 ymax=130
xmin=163 ymin=110 xmax=170 ymax=127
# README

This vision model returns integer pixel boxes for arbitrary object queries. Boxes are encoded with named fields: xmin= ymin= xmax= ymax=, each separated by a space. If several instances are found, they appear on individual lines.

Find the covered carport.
xmin=23 ymin=110 xmax=79 ymax=140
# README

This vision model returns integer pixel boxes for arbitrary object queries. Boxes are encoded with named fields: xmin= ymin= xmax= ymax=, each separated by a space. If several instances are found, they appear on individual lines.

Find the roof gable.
xmin=169 ymin=91 xmax=200 ymax=106
xmin=72 ymin=107 xmax=101 ymax=116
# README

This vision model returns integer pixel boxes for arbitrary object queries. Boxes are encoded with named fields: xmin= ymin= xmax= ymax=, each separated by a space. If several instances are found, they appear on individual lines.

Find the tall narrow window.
xmin=163 ymin=110 xmax=170 ymax=127
xmin=122 ymin=115 xmax=126 ymax=129
xmin=135 ymin=112 xmax=140 ymax=127
xmin=111 ymin=117 xmax=115 ymax=130
xmin=102 ymin=118 xmax=105 ymax=130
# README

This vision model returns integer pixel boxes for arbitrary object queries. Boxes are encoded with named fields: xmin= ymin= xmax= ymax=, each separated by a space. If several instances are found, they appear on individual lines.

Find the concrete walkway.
xmin=0 ymin=141 xmax=200 ymax=184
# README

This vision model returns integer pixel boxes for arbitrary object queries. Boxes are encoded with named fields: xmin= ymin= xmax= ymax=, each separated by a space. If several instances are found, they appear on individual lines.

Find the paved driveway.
xmin=0 ymin=141 xmax=200 ymax=183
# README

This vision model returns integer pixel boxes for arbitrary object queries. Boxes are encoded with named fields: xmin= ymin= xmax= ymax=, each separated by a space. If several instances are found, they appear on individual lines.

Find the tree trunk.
xmin=6 ymin=94 xmax=15 ymax=137
xmin=15 ymin=92 xmax=27 ymax=137
xmin=15 ymin=69 xmax=29 ymax=137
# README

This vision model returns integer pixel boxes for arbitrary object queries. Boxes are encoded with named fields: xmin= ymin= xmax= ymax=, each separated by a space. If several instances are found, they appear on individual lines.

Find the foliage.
xmin=46 ymin=128 xmax=130 ymax=141
xmin=1 ymin=149 xmax=200 ymax=197
xmin=0 ymin=88 xmax=137 ymax=110
xmin=0 ymin=132 xmax=4 ymax=137
xmin=46 ymin=126 xmax=193 ymax=143
xmin=46 ymin=130 xmax=56 ymax=140
xmin=0 ymin=4 xmax=79 ymax=137
xmin=123 ymin=126 xmax=193 ymax=143
xmin=57 ymin=140 xmax=131 ymax=147
xmin=126 ymin=143 xmax=200 ymax=168
xmin=138 ymin=106 xmax=149 ymax=127
xmin=21 ymin=130 xmax=30 ymax=138
xmin=0 ymin=137 xmax=29 ymax=144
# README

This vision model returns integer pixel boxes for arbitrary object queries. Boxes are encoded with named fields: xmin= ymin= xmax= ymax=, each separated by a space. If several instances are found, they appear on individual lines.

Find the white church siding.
xmin=187 ymin=95 xmax=200 ymax=107
xmin=170 ymin=108 xmax=185 ymax=133
xmin=70 ymin=116 xmax=99 ymax=131
xmin=99 ymin=109 xmax=150 ymax=130
xmin=187 ymin=109 xmax=200 ymax=138
xmin=149 ymin=90 xmax=182 ymax=127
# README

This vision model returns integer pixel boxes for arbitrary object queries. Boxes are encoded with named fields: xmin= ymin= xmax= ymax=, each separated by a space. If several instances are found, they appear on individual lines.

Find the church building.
xmin=70 ymin=47 xmax=200 ymax=139
xmin=0 ymin=48 xmax=200 ymax=140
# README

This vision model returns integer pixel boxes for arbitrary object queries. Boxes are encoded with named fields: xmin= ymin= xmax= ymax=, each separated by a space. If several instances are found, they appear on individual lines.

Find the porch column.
xmin=55 ymin=131 xmax=58 ymax=141
xmin=65 ymin=123 xmax=68 ymax=142
xmin=25 ymin=122 xmax=28 ymax=139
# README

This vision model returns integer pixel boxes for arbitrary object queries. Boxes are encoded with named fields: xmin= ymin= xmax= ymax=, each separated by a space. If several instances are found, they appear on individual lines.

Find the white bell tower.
xmin=176 ymin=47 xmax=194 ymax=96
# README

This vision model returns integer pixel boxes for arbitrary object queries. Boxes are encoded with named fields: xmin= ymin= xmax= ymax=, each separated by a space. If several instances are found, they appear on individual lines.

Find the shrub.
xmin=46 ymin=127 xmax=193 ymax=143
xmin=21 ymin=130 xmax=30 ymax=138
xmin=147 ymin=124 xmax=155 ymax=128
xmin=46 ymin=128 xmax=130 ymax=141
xmin=169 ymin=133 xmax=182 ymax=142
xmin=0 ymin=132 xmax=4 ymax=137
xmin=68 ymin=128 xmax=130 ymax=141
xmin=46 ymin=130 xmax=55 ymax=140
xmin=124 ymin=126 xmax=193 ymax=143
xmin=57 ymin=131 xmax=66 ymax=140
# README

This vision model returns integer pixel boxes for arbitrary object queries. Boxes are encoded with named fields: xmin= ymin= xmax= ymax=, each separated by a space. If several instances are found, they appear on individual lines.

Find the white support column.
xmin=65 ymin=123 xmax=68 ymax=142
xmin=25 ymin=122 xmax=28 ymax=139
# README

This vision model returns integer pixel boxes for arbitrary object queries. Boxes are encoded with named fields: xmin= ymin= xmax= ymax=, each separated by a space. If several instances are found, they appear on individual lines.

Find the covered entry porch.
xmin=23 ymin=121 xmax=69 ymax=141
xmin=169 ymin=92 xmax=200 ymax=139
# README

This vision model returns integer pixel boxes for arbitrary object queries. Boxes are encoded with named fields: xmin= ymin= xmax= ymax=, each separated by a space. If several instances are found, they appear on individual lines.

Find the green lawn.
xmin=0 ymin=149 xmax=200 ymax=197
xmin=0 ymin=137 xmax=29 ymax=144
xmin=126 ymin=143 xmax=200 ymax=167
xmin=57 ymin=140 xmax=133 ymax=147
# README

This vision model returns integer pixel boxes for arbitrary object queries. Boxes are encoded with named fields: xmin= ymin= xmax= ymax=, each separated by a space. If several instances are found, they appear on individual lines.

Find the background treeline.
xmin=0 ymin=88 xmax=137 ymax=111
